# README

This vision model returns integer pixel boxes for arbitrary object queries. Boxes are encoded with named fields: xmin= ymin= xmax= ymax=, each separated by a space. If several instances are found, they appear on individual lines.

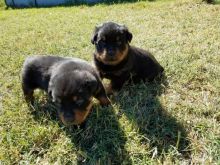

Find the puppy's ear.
xmin=83 ymin=72 xmax=98 ymax=94
xmin=120 ymin=25 xmax=133 ymax=43
xmin=94 ymin=80 xmax=111 ymax=106
xmin=91 ymin=26 xmax=100 ymax=45
xmin=126 ymin=30 xmax=133 ymax=43
xmin=48 ymin=81 xmax=56 ymax=102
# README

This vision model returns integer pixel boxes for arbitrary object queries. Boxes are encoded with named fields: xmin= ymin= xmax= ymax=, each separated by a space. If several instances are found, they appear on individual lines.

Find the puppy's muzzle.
xmin=107 ymin=49 xmax=115 ymax=57
xmin=58 ymin=102 xmax=93 ymax=126
xmin=95 ymin=45 xmax=128 ymax=65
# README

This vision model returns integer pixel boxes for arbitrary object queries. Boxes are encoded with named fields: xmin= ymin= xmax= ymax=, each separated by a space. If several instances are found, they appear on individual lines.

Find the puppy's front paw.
xmin=24 ymin=94 xmax=34 ymax=105
xmin=104 ymin=84 xmax=114 ymax=96
xmin=98 ymin=96 xmax=111 ymax=106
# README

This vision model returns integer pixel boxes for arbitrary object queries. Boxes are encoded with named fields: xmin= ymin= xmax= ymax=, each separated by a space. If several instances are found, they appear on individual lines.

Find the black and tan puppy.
xmin=91 ymin=22 xmax=164 ymax=94
xmin=21 ymin=55 xmax=110 ymax=125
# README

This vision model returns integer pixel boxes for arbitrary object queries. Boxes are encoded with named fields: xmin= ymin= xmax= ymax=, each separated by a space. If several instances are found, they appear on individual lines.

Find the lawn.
xmin=0 ymin=0 xmax=220 ymax=164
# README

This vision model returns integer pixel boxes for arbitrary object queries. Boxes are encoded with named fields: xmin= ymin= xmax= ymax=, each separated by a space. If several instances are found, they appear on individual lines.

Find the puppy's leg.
xmin=99 ymin=72 xmax=105 ymax=80
xmin=22 ymin=84 xmax=34 ymax=104
xmin=104 ymin=83 xmax=114 ymax=96
xmin=109 ymin=78 xmax=127 ymax=93
xmin=104 ymin=80 xmax=124 ymax=96
xmin=95 ymin=83 xmax=111 ymax=106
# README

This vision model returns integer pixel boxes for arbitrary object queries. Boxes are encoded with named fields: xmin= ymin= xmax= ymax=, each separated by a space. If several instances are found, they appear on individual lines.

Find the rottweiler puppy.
xmin=91 ymin=21 xmax=164 ymax=94
xmin=21 ymin=55 xmax=110 ymax=125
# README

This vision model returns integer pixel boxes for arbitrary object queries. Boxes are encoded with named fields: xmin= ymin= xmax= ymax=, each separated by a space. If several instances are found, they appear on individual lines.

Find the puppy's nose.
xmin=63 ymin=113 xmax=74 ymax=124
xmin=107 ymin=50 xmax=115 ymax=56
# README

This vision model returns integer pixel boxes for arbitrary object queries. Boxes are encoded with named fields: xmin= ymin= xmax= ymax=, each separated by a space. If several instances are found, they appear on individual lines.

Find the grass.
xmin=0 ymin=0 xmax=220 ymax=164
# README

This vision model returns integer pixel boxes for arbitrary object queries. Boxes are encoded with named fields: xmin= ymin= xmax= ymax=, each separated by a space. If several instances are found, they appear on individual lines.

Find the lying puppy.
xmin=21 ymin=55 xmax=110 ymax=125
xmin=91 ymin=21 xmax=164 ymax=93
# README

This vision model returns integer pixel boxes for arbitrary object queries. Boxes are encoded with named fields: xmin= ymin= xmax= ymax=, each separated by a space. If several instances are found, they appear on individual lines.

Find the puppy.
xmin=21 ymin=55 xmax=110 ymax=125
xmin=91 ymin=21 xmax=164 ymax=93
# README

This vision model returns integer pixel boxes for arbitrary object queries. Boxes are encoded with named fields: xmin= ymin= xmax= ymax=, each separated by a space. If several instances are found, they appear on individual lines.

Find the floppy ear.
xmin=47 ymin=82 xmax=55 ymax=102
xmin=91 ymin=26 xmax=100 ymax=45
xmin=48 ymin=80 xmax=56 ymax=102
xmin=120 ymin=25 xmax=133 ymax=43
xmin=94 ymin=80 xmax=111 ymax=106
xmin=126 ymin=30 xmax=133 ymax=43
xmin=83 ymin=72 xmax=98 ymax=94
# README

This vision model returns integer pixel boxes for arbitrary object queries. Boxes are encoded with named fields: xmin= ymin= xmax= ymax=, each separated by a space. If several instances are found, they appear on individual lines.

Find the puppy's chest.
xmin=94 ymin=57 xmax=134 ymax=79
xmin=100 ymin=68 xmax=124 ymax=77
xmin=98 ymin=65 xmax=136 ymax=80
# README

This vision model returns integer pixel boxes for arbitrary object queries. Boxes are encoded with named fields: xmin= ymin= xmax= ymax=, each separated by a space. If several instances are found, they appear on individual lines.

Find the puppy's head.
xmin=48 ymin=70 xmax=98 ymax=126
xmin=91 ymin=21 xmax=133 ymax=65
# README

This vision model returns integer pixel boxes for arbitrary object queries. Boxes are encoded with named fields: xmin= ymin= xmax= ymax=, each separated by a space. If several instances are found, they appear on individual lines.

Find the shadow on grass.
xmin=29 ymin=96 xmax=132 ymax=164
xmin=64 ymin=106 xmax=132 ymax=164
xmin=28 ymin=74 xmax=191 ymax=163
xmin=114 ymin=74 xmax=191 ymax=159
xmin=205 ymin=0 xmax=220 ymax=4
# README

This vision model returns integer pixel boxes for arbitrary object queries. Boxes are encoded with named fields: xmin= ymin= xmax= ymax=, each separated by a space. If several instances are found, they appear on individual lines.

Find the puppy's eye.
xmin=101 ymin=37 xmax=106 ymax=41
xmin=117 ymin=41 xmax=122 ymax=45
xmin=76 ymin=99 xmax=84 ymax=106
xmin=73 ymin=96 xmax=84 ymax=105
xmin=73 ymin=96 xmax=78 ymax=101
xmin=55 ymin=97 xmax=61 ymax=103
xmin=116 ymin=37 xmax=122 ymax=45
xmin=97 ymin=40 xmax=105 ymax=46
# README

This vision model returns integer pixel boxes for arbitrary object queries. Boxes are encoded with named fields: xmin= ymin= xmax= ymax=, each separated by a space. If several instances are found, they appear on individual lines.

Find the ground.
xmin=0 ymin=0 xmax=220 ymax=164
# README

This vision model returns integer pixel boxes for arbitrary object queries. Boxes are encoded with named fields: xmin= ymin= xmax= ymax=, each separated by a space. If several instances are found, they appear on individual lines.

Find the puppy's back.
xmin=131 ymin=47 xmax=164 ymax=81
xmin=22 ymin=55 xmax=65 ymax=90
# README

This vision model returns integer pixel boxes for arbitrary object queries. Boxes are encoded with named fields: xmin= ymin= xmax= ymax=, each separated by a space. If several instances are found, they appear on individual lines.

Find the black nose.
xmin=107 ymin=50 xmax=115 ymax=56
xmin=63 ymin=113 xmax=74 ymax=124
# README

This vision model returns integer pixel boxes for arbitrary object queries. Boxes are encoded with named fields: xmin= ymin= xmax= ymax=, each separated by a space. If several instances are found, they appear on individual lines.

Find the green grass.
xmin=0 ymin=0 xmax=5 ymax=8
xmin=0 ymin=0 xmax=220 ymax=164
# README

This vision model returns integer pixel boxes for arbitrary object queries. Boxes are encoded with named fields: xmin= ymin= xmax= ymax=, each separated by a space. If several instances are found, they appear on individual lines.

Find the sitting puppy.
xmin=21 ymin=55 xmax=110 ymax=125
xmin=91 ymin=22 xmax=164 ymax=94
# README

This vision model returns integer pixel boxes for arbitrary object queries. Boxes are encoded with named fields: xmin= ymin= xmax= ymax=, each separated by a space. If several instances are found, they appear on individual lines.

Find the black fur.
xmin=91 ymin=22 xmax=164 ymax=92
xmin=21 ymin=55 xmax=110 ymax=125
